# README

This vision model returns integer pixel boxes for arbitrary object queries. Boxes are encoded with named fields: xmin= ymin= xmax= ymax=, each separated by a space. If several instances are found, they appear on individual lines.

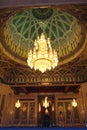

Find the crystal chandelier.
xmin=27 ymin=33 xmax=58 ymax=73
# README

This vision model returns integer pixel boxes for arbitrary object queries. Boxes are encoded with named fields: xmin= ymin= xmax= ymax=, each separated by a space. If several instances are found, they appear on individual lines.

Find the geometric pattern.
xmin=3 ymin=8 xmax=85 ymax=65
xmin=0 ymin=4 xmax=87 ymax=93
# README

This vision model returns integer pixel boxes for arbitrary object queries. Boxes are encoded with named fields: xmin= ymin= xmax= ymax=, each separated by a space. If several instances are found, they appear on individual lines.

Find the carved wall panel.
xmin=14 ymin=100 xmax=36 ymax=127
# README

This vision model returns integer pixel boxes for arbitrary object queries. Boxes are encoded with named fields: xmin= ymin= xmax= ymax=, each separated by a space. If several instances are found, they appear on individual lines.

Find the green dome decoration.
xmin=32 ymin=8 xmax=53 ymax=20
xmin=3 ymin=8 xmax=85 ymax=65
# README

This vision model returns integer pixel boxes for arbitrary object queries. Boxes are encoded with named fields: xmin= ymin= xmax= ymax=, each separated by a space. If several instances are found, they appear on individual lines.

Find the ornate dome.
xmin=3 ymin=8 xmax=85 ymax=66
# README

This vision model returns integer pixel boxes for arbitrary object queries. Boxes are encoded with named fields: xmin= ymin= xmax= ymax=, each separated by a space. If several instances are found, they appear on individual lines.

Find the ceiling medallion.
xmin=27 ymin=33 xmax=58 ymax=73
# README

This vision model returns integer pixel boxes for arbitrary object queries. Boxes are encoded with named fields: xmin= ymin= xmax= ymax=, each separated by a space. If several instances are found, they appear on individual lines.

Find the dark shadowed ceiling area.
xmin=0 ymin=1 xmax=87 ymax=94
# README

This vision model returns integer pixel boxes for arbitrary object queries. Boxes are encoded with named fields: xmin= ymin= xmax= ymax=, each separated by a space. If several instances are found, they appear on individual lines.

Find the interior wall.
xmin=14 ymin=93 xmax=38 ymax=127
xmin=0 ymin=83 xmax=14 ymax=126
xmin=80 ymin=82 xmax=87 ymax=125
xmin=12 ymin=92 xmax=83 ymax=127
xmin=81 ymin=82 xmax=87 ymax=109
xmin=0 ymin=83 xmax=87 ymax=127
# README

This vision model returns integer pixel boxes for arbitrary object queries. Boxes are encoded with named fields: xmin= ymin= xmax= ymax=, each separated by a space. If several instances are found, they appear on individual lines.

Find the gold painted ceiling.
xmin=0 ymin=4 xmax=87 ymax=94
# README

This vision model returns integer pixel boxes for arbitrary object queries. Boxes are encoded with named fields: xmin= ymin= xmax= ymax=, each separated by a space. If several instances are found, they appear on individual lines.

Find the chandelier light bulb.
xmin=27 ymin=33 xmax=58 ymax=73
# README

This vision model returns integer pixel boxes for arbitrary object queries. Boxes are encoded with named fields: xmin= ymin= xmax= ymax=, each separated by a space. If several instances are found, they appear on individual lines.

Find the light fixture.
xmin=45 ymin=108 xmax=49 ymax=115
xmin=43 ymin=96 xmax=49 ymax=108
xmin=52 ymin=104 xmax=54 ymax=112
xmin=72 ymin=99 xmax=77 ymax=107
xmin=27 ymin=33 xmax=58 ymax=73
xmin=15 ymin=99 xmax=21 ymax=108
xmin=39 ymin=103 xmax=41 ymax=112
xmin=22 ymin=105 xmax=26 ymax=111
xmin=67 ymin=104 xmax=71 ymax=111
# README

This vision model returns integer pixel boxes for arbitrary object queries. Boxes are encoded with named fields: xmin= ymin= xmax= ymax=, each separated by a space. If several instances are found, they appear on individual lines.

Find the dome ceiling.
xmin=0 ymin=4 xmax=87 ymax=90
xmin=2 ymin=7 xmax=86 ymax=66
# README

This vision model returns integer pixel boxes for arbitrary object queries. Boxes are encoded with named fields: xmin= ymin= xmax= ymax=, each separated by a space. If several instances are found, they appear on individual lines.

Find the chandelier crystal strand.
xmin=27 ymin=33 xmax=58 ymax=73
